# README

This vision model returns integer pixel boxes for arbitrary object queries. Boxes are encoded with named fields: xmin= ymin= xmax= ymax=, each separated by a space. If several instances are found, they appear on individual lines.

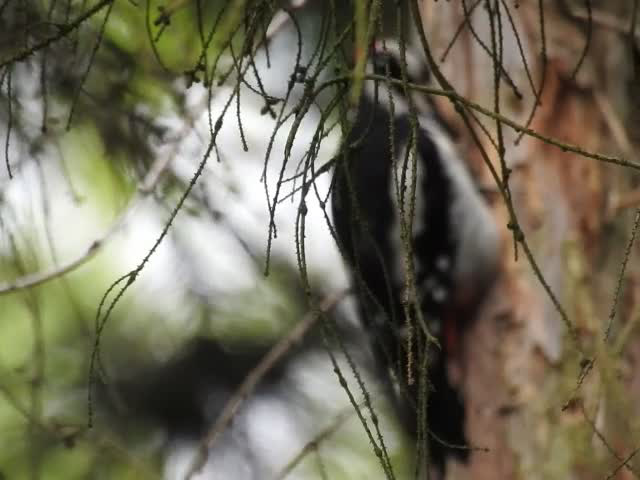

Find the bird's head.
xmin=363 ymin=39 xmax=431 ymax=114
xmin=371 ymin=39 xmax=429 ymax=84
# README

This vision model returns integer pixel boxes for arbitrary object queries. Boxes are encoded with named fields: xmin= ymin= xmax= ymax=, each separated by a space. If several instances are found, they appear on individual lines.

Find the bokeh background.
xmin=1 ymin=1 xmax=640 ymax=479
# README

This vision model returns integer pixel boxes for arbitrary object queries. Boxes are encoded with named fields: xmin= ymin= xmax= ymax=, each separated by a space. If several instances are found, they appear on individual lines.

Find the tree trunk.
xmin=420 ymin=1 xmax=640 ymax=478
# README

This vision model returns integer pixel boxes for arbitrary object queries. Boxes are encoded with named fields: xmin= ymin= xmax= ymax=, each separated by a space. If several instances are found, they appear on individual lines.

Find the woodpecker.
xmin=331 ymin=39 xmax=500 ymax=473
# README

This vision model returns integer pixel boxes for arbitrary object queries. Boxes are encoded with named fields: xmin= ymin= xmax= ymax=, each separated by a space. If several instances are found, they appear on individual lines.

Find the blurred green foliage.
xmin=0 ymin=0 xmax=459 ymax=478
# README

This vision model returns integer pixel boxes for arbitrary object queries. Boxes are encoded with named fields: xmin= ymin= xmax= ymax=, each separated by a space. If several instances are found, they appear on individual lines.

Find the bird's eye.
xmin=372 ymin=53 xmax=407 ymax=83
xmin=386 ymin=57 xmax=404 ymax=82
xmin=372 ymin=55 xmax=389 ymax=75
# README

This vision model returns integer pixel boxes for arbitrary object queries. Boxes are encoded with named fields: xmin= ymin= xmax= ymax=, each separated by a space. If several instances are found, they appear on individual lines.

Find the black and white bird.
xmin=331 ymin=39 xmax=500 ymax=473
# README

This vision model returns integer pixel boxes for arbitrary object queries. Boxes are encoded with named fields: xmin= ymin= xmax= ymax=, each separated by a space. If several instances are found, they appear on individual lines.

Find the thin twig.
xmin=0 ymin=212 xmax=126 ymax=295
xmin=184 ymin=289 xmax=349 ymax=480
xmin=605 ymin=448 xmax=640 ymax=480
xmin=0 ymin=0 xmax=115 ymax=68
xmin=570 ymin=0 xmax=592 ymax=80
xmin=604 ymin=208 xmax=640 ymax=342
xmin=316 ymin=74 xmax=640 ymax=172
xmin=274 ymin=406 xmax=356 ymax=480
xmin=581 ymin=404 xmax=640 ymax=478
xmin=0 ymin=136 xmax=179 ymax=296
xmin=4 ymin=65 xmax=12 ymax=178
xmin=66 ymin=0 xmax=115 ymax=129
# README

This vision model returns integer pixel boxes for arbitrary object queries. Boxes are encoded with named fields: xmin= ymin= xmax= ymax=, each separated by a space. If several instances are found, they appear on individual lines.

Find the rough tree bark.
xmin=420 ymin=1 xmax=640 ymax=478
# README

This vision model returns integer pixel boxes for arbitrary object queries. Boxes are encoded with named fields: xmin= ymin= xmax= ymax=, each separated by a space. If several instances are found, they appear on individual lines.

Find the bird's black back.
xmin=331 ymin=78 xmax=468 ymax=472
